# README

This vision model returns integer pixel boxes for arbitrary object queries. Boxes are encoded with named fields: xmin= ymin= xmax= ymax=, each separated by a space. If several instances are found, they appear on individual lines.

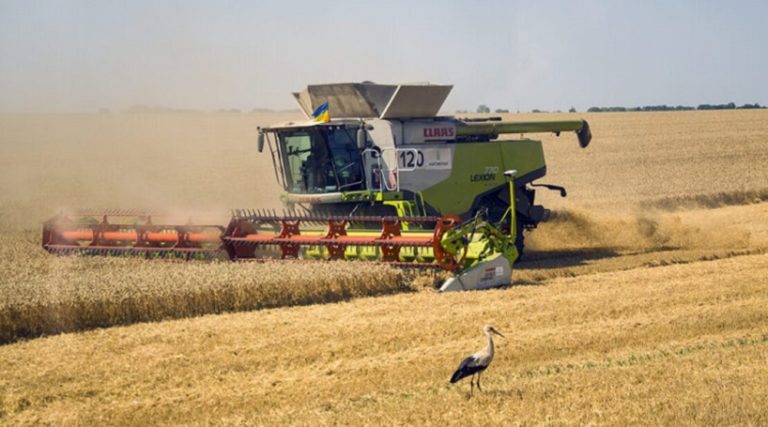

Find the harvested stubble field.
xmin=1 ymin=109 xmax=767 ymax=425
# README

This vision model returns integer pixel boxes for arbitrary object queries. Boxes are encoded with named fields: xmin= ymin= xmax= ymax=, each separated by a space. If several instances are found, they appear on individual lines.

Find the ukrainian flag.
xmin=312 ymin=101 xmax=331 ymax=123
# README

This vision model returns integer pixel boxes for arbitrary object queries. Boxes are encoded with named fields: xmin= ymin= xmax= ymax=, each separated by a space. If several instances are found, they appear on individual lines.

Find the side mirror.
xmin=356 ymin=127 xmax=367 ymax=150
xmin=257 ymin=130 xmax=265 ymax=153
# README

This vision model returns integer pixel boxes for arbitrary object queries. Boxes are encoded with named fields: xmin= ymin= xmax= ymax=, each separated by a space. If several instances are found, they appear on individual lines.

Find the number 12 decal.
xmin=399 ymin=150 xmax=424 ymax=169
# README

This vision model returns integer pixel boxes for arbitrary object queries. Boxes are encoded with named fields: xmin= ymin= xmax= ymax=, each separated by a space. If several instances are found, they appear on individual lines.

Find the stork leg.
xmin=469 ymin=373 xmax=475 ymax=397
xmin=477 ymin=372 xmax=482 ymax=391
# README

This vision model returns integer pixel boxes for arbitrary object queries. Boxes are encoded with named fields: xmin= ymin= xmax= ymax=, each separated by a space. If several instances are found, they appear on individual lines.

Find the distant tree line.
xmin=464 ymin=105 xmax=571 ymax=114
xmin=586 ymin=103 xmax=764 ymax=113
xmin=458 ymin=102 xmax=765 ymax=115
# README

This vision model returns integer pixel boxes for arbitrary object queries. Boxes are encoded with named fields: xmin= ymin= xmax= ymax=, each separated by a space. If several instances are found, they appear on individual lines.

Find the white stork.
xmin=450 ymin=324 xmax=505 ymax=396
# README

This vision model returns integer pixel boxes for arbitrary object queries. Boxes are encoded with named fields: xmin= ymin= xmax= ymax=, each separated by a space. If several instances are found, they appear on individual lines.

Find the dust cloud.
xmin=528 ymin=207 xmax=751 ymax=253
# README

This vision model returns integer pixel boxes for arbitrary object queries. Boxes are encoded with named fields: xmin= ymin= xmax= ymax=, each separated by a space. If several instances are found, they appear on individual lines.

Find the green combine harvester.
xmin=43 ymin=82 xmax=592 ymax=291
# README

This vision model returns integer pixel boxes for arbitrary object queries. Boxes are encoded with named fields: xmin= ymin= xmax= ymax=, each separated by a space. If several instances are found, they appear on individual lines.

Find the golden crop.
xmin=0 ymin=110 xmax=767 ymax=425
xmin=0 ymin=233 xmax=408 ymax=344
xmin=1 ymin=252 xmax=766 ymax=425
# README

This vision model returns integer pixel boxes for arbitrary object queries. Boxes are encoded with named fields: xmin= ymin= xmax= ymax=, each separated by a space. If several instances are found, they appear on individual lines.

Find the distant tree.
xmin=568 ymin=107 xmax=576 ymax=113
xmin=698 ymin=102 xmax=736 ymax=110
xmin=494 ymin=108 xmax=509 ymax=113
xmin=476 ymin=104 xmax=491 ymax=113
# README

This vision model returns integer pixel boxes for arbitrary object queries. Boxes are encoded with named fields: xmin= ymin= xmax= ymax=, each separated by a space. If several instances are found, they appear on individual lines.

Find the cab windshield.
xmin=278 ymin=126 xmax=365 ymax=194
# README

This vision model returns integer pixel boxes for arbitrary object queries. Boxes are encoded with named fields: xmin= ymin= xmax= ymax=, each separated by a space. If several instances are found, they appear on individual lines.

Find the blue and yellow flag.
xmin=312 ymin=101 xmax=331 ymax=123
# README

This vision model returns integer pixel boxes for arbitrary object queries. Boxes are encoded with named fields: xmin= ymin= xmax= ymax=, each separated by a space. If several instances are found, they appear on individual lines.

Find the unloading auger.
xmin=42 ymin=82 xmax=593 ymax=291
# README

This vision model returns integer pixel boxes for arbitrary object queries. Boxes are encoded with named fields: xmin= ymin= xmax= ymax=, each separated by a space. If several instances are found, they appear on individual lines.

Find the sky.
xmin=1 ymin=0 xmax=766 ymax=112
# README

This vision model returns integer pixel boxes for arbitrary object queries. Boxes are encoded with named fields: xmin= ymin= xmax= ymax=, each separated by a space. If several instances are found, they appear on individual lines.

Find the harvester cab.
xmin=43 ymin=81 xmax=592 ymax=292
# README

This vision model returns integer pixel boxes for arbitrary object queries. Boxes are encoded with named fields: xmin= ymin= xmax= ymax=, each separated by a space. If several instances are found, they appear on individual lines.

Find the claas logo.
xmin=423 ymin=127 xmax=455 ymax=138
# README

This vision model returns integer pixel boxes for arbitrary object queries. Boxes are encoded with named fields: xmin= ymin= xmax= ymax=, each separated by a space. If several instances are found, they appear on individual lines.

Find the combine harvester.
xmin=43 ymin=82 xmax=592 ymax=291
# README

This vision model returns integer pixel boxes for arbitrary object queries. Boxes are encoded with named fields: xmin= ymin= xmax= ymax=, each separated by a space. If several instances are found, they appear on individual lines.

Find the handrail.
xmin=362 ymin=147 xmax=414 ymax=193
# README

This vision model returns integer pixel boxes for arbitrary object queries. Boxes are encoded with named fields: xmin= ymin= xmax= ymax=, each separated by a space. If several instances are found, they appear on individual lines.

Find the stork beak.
xmin=492 ymin=329 xmax=506 ymax=338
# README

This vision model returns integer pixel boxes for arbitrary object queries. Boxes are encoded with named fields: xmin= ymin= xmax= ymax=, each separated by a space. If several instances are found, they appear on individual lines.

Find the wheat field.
xmin=0 ymin=109 xmax=767 ymax=425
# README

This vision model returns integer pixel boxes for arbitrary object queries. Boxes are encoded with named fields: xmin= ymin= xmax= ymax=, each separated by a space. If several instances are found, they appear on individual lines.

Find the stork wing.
xmin=450 ymin=355 xmax=484 ymax=383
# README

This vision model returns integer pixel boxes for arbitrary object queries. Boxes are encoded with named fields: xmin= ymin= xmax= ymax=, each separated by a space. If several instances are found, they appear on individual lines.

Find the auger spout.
xmin=457 ymin=119 xmax=592 ymax=148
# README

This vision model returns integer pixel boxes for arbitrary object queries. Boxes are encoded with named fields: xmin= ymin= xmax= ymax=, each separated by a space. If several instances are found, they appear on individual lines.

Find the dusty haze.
xmin=2 ymin=109 xmax=767 ymax=231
